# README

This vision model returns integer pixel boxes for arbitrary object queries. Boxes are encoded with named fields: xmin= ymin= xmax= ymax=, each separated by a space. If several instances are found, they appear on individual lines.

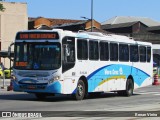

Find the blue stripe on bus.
xmin=86 ymin=64 xmax=150 ymax=92
xmin=87 ymin=65 xmax=112 ymax=80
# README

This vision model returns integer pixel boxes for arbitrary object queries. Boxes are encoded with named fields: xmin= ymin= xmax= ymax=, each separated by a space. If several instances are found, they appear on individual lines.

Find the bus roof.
xmin=16 ymin=29 xmax=152 ymax=46
xmin=76 ymin=31 xmax=152 ymax=46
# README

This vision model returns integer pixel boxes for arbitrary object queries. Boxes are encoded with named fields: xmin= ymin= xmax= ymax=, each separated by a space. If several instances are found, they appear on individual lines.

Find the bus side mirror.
xmin=8 ymin=42 xmax=14 ymax=57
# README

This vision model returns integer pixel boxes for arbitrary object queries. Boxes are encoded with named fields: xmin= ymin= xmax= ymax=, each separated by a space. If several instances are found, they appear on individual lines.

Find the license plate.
xmin=27 ymin=85 xmax=36 ymax=89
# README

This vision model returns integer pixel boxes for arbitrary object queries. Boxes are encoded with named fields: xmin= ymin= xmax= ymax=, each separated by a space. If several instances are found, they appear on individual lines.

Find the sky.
xmin=5 ymin=0 xmax=160 ymax=23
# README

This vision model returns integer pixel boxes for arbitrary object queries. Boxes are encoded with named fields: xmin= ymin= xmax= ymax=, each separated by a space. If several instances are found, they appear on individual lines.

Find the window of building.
xmin=100 ymin=41 xmax=109 ymax=61
xmin=119 ymin=44 xmax=129 ymax=61
xmin=89 ymin=40 xmax=99 ymax=60
xmin=77 ymin=39 xmax=88 ymax=60
xmin=110 ymin=43 xmax=118 ymax=61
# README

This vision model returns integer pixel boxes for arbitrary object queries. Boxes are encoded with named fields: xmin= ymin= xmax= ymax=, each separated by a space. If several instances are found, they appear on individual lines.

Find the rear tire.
xmin=125 ymin=79 xmax=134 ymax=96
xmin=117 ymin=79 xmax=133 ymax=97
xmin=75 ymin=80 xmax=85 ymax=100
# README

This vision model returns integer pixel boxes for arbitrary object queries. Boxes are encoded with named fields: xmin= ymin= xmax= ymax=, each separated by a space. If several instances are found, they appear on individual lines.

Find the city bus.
xmin=12 ymin=29 xmax=153 ymax=100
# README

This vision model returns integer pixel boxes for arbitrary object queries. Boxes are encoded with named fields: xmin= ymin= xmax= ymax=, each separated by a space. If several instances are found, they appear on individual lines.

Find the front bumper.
xmin=12 ymin=80 xmax=62 ymax=94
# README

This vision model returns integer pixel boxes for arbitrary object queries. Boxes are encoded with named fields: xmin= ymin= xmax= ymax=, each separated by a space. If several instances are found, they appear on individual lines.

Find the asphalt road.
xmin=0 ymin=79 xmax=160 ymax=119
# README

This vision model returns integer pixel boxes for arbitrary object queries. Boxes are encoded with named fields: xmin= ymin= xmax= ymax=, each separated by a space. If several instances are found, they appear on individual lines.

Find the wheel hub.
xmin=78 ymin=84 xmax=83 ymax=96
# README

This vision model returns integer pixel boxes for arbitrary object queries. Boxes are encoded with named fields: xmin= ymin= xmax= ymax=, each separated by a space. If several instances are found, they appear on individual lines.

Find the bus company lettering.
xmin=105 ymin=68 xmax=123 ymax=75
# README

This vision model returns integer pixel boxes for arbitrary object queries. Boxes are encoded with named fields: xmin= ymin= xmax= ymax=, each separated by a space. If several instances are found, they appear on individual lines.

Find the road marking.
xmin=134 ymin=91 xmax=160 ymax=95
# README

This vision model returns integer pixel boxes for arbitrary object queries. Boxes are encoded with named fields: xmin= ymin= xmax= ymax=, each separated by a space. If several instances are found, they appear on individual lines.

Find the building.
xmin=52 ymin=19 xmax=102 ymax=32
xmin=101 ymin=16 xmax=160 ymax=43
xmin=0 ymin=2 xmax=28 ymax=68
xmin=28 ymin=17 xmax=106 ymax=33
xmin=101 ymin=16 xmax=160 ymax=26
xmin=28 ymin=17 xmax=82 ymax=30
xmin=102 ymin=16 xmax=160 ymax=66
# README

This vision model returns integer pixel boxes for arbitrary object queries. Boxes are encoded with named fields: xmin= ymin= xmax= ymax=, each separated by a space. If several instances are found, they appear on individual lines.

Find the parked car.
xmin=4 ymin=69 xmax=12 ymax=78
xmin=0 ymin=65 xmax=12 ymax=78
xmin=0 ymin=68 xmax=4 ymax=78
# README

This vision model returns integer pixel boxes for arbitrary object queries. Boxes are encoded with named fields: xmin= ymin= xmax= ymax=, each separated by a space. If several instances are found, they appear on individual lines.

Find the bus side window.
xmin=110 ymin=43 xmax=118 ymax=61
xmin=89 ymin=40 xmax=99 ymax=60
xmin=147 ymin=47 xmax=151 ymax=62
xmin=119 ymin=44 xmax=129 ymax=61
xmin=130 ymin=45 xmax=139 ymax=62
xmin=77 ymin=39 xmax=88 ymax=60
xmin=100 ymin=41 xmax=109 ymax=61
xmin=139 ymin=46 xmax=146 ymax=62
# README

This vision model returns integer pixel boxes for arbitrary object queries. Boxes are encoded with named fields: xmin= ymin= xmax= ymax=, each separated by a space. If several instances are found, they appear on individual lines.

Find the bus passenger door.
xmin=62 ymin=37 xmax=76 ymax=93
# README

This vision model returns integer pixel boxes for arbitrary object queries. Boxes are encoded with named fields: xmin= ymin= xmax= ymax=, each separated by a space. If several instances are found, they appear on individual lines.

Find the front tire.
xmin=75 ymin=80 xmax=85 ymax=100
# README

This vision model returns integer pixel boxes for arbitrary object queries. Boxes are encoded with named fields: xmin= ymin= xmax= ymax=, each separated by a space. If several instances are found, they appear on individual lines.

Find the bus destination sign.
xmin=16 ymin=32 xmax=59 ymax=40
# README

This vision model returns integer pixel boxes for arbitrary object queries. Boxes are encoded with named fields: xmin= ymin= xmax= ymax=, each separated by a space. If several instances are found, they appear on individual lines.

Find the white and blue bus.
xmin=12 ymin=29 xmax=153 ymax=100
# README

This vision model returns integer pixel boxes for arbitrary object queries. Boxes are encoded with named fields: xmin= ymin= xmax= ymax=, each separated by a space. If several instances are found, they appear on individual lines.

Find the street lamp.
xmin=81 ymin=16 xmax=92 ymax=31
xmin=81 ymin=16 xmax=90 ymax=20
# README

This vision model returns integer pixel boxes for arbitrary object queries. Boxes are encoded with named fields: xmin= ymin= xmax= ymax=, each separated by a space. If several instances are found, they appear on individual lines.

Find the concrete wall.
xmin=0 ymin=2 xmax=28 ymax=68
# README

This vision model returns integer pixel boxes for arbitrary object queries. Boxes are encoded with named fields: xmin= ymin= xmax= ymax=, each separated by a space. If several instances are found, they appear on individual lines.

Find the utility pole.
xmin=81 ymin=0 xmax=94 ymax=32
xmin=91 ymin=0 xmax=93 ymax=32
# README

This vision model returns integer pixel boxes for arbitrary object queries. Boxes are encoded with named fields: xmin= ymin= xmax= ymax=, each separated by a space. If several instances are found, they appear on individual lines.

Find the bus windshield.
xmin=14 ymin=42 xmax=61 ymax=70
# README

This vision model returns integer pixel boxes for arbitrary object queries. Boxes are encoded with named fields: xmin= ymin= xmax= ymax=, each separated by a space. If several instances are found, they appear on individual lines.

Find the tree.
xmin=0 ymin=2 xmax=5 ymax=12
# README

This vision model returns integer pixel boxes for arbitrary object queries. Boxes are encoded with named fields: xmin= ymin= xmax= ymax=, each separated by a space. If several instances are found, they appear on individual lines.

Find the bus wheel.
xmin=75 ymin=80 xmax=85 ymax=100
xmin=125 ymin=79 xmax=134 ymax=97
xmin=35 ymin=93 xmax=46 ymax=100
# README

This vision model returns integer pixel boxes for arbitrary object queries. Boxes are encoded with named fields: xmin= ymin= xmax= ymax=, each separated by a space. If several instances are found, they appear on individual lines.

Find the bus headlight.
xmin=53 ymin=76 xmax=60 ymax=80
xmin=48 ymin=76 xmax=60 ymax=84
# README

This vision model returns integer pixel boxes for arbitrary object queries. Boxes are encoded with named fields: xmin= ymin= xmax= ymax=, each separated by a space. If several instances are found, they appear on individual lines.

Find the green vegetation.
xmin=0 ymin=2 xmax=5 ymax=12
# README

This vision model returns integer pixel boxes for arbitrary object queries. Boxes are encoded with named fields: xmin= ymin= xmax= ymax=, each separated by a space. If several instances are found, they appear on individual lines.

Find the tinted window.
xmin=147 ymin=47 xmax=151 ymax=62
xmin=14 ymin=42 xmax=61 ymax=70
xmin=89 ymin=40 xmax=99 ymax=60
xmin=77 ymin=39 xmax=88 ymax=60
xmin=119 ymin=44 xmax=129 ymax=61
xmin=100 ymin=42 xmax=109 ymax=61
xmin=110 ymin=43 xmax=118 ymax=61
xmin=130 ymin=45 xmax=139 ymax=62
xmin=139 ymin=46 xmax=146 ymax=62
